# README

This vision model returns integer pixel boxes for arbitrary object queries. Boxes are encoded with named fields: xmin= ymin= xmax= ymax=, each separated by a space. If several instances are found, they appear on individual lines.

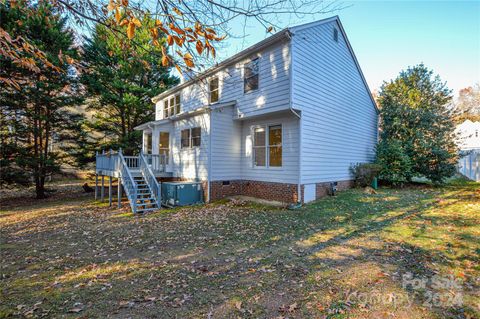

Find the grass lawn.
xmin=0 ymin=179 xmax=479 ymax=318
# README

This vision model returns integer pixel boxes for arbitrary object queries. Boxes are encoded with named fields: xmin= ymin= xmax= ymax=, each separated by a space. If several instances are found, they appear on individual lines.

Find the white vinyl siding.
xmin=155 ymin=40 xmax=291 ymax=119
xmin=171 ymin=113 xmax=210 ymax=180
xmin=148 ymin=17 xmax=378 ymax=190
xmin=210 ymin=106 xmax=242 ymax=181
xmin=291 ymin=20 xmax=378 ymax=184
xmin=210 ymin=109 xmax=298 ymax=183
xmin=240 ymin=112 xmax=299 ymax=184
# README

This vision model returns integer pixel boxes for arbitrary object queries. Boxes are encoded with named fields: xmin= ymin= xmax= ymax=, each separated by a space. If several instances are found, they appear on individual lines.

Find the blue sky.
xmin=218 ymin=1 xmax=480 ymax=96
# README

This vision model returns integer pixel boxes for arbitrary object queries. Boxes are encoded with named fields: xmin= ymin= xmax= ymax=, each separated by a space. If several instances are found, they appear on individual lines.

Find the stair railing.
xmin=157 ymin=154 xmax=167 ymax=173
xmin=118 ymin=150 xmax=138 ymax=213
xmin=139 ymin=151 xmax=161 ymax=209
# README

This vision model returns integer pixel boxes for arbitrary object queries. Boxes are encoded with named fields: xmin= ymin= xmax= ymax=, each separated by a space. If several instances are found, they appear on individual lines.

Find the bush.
xmin=375 ymin=139 xmax=413 ymax=185
xmin=350 ymin=163 xmax=382 ymax=188
xmin=377 ymin=64 xmax=458 ymax=185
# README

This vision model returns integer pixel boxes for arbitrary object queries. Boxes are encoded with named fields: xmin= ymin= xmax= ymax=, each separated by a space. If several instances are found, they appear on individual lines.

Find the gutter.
xmin=134 ymin=102 xmax=235 ymax=131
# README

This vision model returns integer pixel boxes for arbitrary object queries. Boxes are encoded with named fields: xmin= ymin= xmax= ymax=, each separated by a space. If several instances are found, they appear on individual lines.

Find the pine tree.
xmin=81 ymin=18 xmax=178 ymax=155
xmin=377 ymin=64 xmax=458 ymax=184
xmin=0 ymin=3 xmax=84 ymax=197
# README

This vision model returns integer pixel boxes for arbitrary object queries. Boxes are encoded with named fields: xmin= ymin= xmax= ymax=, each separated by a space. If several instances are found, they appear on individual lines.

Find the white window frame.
xmin=208 ymin=76 xmax=220 ymax=104
xmin=143 ymin=131 xmax=153 ymax=154
xmin=252 ymin=124 xmax=282 ymax=168
xmin=180 ymin=127 xmax=201 ymax=149
xmin=180 ymin=128 xmax=190 ymax=149
xmin=163 ymin=94 xmax=181 ymax=119
xmin=158 ymin=131 xmax=170 ymax=164
xmin=244 ymin=58 xmax=259 ymax=94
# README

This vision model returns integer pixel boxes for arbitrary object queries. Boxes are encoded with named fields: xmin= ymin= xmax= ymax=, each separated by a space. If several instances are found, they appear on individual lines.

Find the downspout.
xmin=287 ymin=30 xmax=302 ymax=204
xmin=207 ymin=109 xmax=212 ymax=203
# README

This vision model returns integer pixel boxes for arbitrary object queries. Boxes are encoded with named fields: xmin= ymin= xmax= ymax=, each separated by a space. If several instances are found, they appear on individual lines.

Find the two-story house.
xmin=455 ymin=119 xmax=480 ymax=150
xmin=132 ymin=15 xmax=378 ymax=204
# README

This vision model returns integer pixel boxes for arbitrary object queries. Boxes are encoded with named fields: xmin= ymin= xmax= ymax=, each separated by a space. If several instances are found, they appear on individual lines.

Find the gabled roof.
xmin=152 ymin=16 xmax=378 ymax=113
xmin=290 ymin=16 xmax=378 ymax=112
xmin=152 ymin=16 xmax=344 ymax=103
xmin=151 ymin=29 xmax=292 ymax=103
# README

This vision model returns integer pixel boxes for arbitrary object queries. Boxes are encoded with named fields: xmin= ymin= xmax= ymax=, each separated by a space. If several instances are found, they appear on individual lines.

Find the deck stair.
xmin=133 ymin=176 xmax=159 ymax=213
xmin=96 ymin=149 xmax=170 ymax=213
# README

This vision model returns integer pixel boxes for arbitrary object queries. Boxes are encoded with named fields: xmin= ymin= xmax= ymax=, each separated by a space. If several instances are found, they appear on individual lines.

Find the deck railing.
xmin=96 ymin=151 xmax=120 ymax=174
xmin=124 ymin=156 xmax=139 ymax=169
xmin=96 ymin=152 xmax=167 ymax=173
xmin=139 ymin=151 xmax=162 ymax=208
xmin=145 ymin=154 xmax=167 ymax=173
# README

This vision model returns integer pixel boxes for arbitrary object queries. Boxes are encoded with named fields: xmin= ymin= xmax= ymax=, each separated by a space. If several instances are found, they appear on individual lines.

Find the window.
xmin=253 ymin=125 xmax=282 ymax=167
xmin=181 ymin=127 xmax=201 ymax=148
xmin=175 ymin=95 xmax=181 ymax=114
xmin=253 ymin=127 xmax=266 ymax=166
xmin=244 ymin=58 xmax=259 ymax=93
xmin=268 ymin=125 xmax=282 ymax=167
xmin=163 ymin=100 xmax=168 ymax=118
xmin=209 ymin=77 xmax=219 ymax=103
xmin=169 ymin=97 xmax=174 ymax=117
xmin=191 ymin=127 xmax=201 ymax=147
xmin=144 ymin=132 xmax=152 ymax=154
xmin=163 ymin=94 xmax=181 ymax=119
xmin=476 ymin=130 xmax=479 ymax=138
xmin=333 ymin=28 xmax=339 ymax=42
xmin=181 ymin=129 xmax=190 ymax=149
xmin=159 ymin=132 xmax=169 ymax=164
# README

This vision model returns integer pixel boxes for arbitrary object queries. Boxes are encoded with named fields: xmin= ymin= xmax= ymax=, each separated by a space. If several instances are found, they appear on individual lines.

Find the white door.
xmin=159 ymin=132 xmax=170 ymax=170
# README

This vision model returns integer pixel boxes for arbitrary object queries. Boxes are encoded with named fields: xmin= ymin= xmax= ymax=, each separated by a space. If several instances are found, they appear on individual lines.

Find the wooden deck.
xmin=95 ymin=150 xmax=171 ymax=213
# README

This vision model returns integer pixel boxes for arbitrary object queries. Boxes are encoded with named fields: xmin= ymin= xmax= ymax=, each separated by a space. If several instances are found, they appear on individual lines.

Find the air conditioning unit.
xmin=161 ymin=181 xmax=203 ymax=207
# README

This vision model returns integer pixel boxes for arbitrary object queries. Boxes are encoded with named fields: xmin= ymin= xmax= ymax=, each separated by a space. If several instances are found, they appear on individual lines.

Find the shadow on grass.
xmin=1 ymin=179 xmax=478 ymax=318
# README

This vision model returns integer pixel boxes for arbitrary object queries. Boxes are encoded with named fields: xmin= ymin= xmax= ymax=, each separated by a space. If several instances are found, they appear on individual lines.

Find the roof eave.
xmin=151 ymin=30 xmax=292 ymax=103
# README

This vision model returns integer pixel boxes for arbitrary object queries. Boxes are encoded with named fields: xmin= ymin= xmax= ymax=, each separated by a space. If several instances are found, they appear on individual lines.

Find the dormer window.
xmin=244 ymin=58 xmax=259 ymax=93
xmin=209 ymin=77 xmax=219 ymax=103
xmin=163 ymin=94 xmax=181 ymax=119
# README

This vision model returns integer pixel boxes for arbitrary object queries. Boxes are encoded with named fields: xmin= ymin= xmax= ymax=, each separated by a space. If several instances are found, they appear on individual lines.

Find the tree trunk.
xmin=35 ymin=173 xmax=46 ymax=199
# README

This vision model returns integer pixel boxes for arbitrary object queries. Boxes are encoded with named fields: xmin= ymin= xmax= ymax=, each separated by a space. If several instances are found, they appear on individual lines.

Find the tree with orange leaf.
xmin=1 ymin=0 xmax=342 ymax=89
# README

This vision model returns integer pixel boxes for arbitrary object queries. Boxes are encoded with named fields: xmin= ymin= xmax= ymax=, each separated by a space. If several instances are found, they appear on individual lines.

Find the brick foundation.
xmin=210 ymin=180 xmax=299 ymax=203
xmin=158 ymin=177 xmax=354 ymax=204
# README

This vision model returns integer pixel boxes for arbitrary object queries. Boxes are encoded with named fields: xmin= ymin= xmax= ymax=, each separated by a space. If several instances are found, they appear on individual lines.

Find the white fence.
xmin=458 ymin=149 xmax=480 ymax=182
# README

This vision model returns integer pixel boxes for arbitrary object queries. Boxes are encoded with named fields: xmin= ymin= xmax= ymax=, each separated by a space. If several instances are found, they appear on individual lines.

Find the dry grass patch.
xmin=1 ymin=178 xmax=478 ymax=318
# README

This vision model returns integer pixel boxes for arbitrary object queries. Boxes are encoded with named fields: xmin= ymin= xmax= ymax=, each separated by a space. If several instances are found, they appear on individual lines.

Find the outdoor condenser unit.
xmin=161 ymin=181 xmax=203 ymax=207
